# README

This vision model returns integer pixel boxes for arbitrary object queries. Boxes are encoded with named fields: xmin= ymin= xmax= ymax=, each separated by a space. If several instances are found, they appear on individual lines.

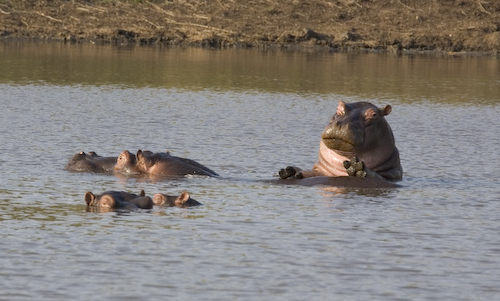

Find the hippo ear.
xmin=136 ymin=150 xmax=144 ymax=161
xmin=139 ymin=190 xmax=145 ymax=197
xmin=79 ymin=151 xmax=86 ymax=155
xmin=336 ymin=100 xmax=346 ymax=116
xmin=152 ymin=193 xmax=166 ymax=206
xmin=381 ymin=105 xmax=392 ymax=116
xmin=175 ymin=191 xmax=191 ymax=206
xmin=84 ymin=192 xmax=95 ymax=206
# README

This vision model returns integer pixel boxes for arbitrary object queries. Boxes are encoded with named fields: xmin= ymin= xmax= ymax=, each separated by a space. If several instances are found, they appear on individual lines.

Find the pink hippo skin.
xmin=152 ymin=191 xmax=201 ymax=208
xmin=279 ymin=100 xmax=402 ymax=181
xmin=113 ymin=150 xmax=152 ymax=174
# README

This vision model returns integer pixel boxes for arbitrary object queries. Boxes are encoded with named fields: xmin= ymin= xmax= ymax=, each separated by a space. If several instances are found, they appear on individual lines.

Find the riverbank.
xmin=1 ymin=0 xmax=499 ymax=53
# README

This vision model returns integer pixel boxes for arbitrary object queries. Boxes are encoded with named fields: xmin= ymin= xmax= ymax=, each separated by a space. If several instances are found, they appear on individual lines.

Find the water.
xmin=0 ymin=42 xmax=499 ymax=300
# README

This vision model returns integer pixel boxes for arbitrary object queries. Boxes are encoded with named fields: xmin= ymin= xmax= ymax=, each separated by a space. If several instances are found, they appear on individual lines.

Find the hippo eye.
xmin=365 ymin=109 xmax=378 ymax=119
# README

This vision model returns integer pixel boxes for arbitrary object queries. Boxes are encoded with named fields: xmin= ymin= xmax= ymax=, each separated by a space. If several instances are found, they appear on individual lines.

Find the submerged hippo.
xmin=114 ymin=150 xmax=219 ymax=177
xmin=84 ymin=190 xmax=154 ymax=210
xmin=279 ymin=100 xmax=402 ymax=181
xmin=152 ymin=191 xmax=202 ymax=208
xmin=65 ymin=151 xmax=117 ymax=173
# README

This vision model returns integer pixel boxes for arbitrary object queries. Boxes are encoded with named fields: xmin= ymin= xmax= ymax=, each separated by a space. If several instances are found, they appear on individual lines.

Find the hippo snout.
xmin=321 ymin=123 xmax=362 ymax=152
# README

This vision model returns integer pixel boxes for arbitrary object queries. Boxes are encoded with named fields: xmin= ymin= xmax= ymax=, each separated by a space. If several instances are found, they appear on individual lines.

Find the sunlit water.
xmin=0 ymin=42 xmax=499 ymax=300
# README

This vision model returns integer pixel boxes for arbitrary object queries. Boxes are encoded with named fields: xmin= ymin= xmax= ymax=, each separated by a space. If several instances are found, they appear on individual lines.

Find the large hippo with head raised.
xmin=65 ymin=151 xmax=117 ymax=173
xmin=114 ymin=150 xmax=219 ymax=178
xmin=279 ymin=100 xmax=402 ymax=181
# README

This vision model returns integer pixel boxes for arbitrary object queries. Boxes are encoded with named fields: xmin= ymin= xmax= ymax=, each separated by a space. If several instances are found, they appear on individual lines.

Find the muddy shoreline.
xmin=1 ymin=0 xmax=500 ymax=54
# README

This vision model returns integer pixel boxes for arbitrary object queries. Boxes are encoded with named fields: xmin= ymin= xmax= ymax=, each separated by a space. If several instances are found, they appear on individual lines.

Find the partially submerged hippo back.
xmin=84 ymin=190 xmax=153 ymax=210
xmin=136 ymin=150 xmax=219 ymax=177
xmin=65 ymin=151 xmax=117 ymax=173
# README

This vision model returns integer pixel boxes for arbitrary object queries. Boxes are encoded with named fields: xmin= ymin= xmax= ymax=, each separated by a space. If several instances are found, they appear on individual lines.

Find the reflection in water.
xmin=0 ymin=201 xmax=86 ymax=222
xmin=319 ymin=185 xmax=398 ymax=198
xmin=85 ymin=205 xmax=120 ymax=214
xmin=112 ymin=170 xmax=218 ymax=184
xmin=1 ymin=41 xmax=499 ymax=104
xmin=268 ymin=176 xmax=400 ymax=189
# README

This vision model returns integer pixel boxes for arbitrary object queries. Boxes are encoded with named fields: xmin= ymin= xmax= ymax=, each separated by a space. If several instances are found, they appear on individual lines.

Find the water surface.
xmin=0 ymin=42 xmax=499 ymax=300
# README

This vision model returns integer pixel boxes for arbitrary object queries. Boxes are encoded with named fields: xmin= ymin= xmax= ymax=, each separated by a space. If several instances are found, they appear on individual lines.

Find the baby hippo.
xmin=114 ymin=150 xmax=218 ymax=177
xmin=84 ymin=190 xmax=154 ymax=210
xmin=152 ymin=191 xmax=201 ymax=208
xmin=65 ymin=151 xmax=117 ymax=173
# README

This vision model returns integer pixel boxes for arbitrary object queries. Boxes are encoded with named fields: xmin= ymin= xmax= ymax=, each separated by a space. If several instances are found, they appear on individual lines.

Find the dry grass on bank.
xmin=1 ymin=0 xmax=499 ymax=53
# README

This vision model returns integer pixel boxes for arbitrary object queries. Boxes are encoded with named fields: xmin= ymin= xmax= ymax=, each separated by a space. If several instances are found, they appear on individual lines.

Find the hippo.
xmin=84 ymin=190 xmax=154 ymax=210
xmin=152 ymin=191 xmax=202 ymax=207
xmin=114 ymin=150 xmax=219 ymax=178
xmin=113 ymin=150 xmax=153 ymax=174
xmin=65 ymin=151 xmax=117 ymax=173
xmin=279 ymin=100 xmax=402 ymax=182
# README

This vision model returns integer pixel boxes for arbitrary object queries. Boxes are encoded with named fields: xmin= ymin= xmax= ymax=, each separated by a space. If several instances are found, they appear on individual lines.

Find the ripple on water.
xmin=0 ymin=46 xmax=499 ymax=300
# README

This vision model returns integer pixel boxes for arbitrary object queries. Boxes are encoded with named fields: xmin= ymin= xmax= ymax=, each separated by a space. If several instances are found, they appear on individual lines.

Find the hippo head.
xmin=65 ymin=151 xmax=110 ymax=173
xmin=114 ymin=150 xmax=139 ymax=173
xmin=85 ymin=192 xmax=117 ymax=209
xmin=67 ymin=151 xmax=89 ymax=163
xmin=84 ymin=191 xmax=116 ymax=208
xmin=135 ymin=149 xmax=156 ymax=172
xmin=152 ymin=191 xmax=201 ymax=207
xmin=321 ymin=100 xmax=395 ymax=158
xmin=84 ymin=190 xmax=150 ymax=210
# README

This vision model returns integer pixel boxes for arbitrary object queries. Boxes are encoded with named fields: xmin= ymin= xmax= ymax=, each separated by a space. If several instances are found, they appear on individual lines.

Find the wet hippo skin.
xmin=114 ymin=150 xmax=218 ymax=177
xmin=84 ymin=190 xmax=154 ymax=210
xmin=113 ymin=150 xmax=144 ymax=174
xmin=152 ymin=191 xmax=201 ymax=208
xmin=279 ymin=100 xmax=403 ymax=182
xmin=65 ymin=151 xmax=117 ymax=173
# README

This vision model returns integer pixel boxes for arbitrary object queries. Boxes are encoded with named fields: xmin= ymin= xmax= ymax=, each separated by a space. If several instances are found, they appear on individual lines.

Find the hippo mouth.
xmin=322 ymin=137 xmax=356 ymax=152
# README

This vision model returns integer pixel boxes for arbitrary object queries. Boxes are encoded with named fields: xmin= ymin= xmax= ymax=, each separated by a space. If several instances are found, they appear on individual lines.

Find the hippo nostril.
xmin=330 ymin=120 xmax=340 ymax=128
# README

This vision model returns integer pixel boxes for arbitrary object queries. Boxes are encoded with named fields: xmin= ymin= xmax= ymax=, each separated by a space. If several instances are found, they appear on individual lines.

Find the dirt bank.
xmin=1 ymin=0 xmax=500 ymax=53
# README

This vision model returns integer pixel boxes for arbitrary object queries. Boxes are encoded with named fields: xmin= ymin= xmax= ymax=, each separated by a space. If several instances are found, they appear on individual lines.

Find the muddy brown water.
xmin=0 ymin=42 xmax=499 ymax=300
